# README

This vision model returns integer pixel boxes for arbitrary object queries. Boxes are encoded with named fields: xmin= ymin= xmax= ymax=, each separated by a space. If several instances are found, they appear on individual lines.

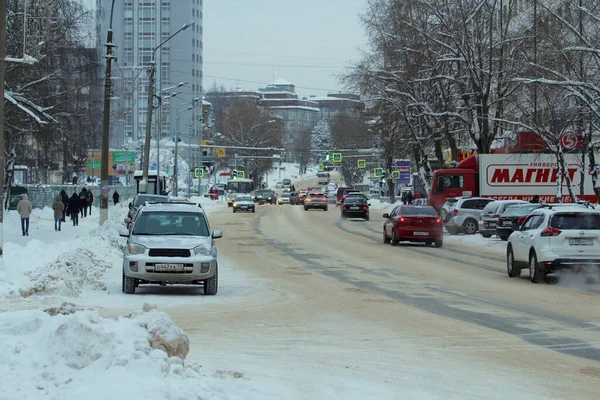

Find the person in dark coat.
xmin=69 ymin=192 xmax=80 ymax=226
xmin=79 ymin=188 xmax=88 ymax=218
xmin=406 ymin=191 xmax=414 ymax=205
xmin=530 ymin=195 xmax=540 ymax=203
xmin=113 ymin=190 xmax=120 ymax=205
xmin=60 ymin=189 xmax=69 ymax=222
xmin=85 ymin=188 xmax=94 ymax=215
xmin=401 ymin=192 xmax=407 ymax=205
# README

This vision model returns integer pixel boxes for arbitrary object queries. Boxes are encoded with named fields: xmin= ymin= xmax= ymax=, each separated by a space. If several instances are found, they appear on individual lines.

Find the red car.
xmin=383 ymin=205 xmax=443 ymax=247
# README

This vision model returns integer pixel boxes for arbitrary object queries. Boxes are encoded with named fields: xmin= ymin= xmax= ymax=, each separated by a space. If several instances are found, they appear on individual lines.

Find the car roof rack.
xmin=143 ymin=200 xmax=203 ymax=208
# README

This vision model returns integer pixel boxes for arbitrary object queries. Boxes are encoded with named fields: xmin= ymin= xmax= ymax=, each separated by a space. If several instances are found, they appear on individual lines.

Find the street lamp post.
xmin=140 ymin=21 xmax=194 ymax=194
xmin=99 ymin=0 xmax=117 ymax=225
xmin=174 ymin=99 xmax=199 ymax=196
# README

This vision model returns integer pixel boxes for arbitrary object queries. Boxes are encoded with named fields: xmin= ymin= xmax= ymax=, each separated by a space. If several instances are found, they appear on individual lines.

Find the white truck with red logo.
xmin=429 ymin=153 xmax=595 ymax=210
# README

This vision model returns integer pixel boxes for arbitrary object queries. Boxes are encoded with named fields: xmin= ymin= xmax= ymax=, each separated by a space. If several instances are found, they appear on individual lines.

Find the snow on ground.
xmin=0 ymin=303 xmax=255 ymax=400
xmin=265 ymin=162 xmax=318 ymax=188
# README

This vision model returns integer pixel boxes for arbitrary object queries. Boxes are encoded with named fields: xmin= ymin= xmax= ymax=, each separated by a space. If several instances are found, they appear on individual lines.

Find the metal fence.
xmin=15 ymin=185 xmax=137 ymax=209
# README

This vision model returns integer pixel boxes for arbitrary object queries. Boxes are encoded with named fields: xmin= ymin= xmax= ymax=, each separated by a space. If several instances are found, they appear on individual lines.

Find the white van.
xmin=317 ymin=172 xmax=330 ymax=185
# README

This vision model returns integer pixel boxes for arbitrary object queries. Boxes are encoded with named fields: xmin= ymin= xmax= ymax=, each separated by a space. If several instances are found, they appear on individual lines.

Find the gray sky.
xmin=202 ymin=0 xmax=368 ymax=98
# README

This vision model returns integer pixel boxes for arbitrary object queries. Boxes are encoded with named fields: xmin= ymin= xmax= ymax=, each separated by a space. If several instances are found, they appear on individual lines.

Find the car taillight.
xmin=342 ymin=205 xmax=347 ymax=209
xmin=363 ymin=205 xmax=368 ymax=210
xmin=436 ymin=218 xmax=442 ymax=224
xmin=453 ymin=209 xmax=459 ymax=216
xmin=540 ymin=227 xmax=561 ymax=237
xmin=399 ymin=217 xmax=405 ymax=222
xmin=517 ymin=216 xmax=526 ymax=226
xmin=492 ymin=214 xmax=500 ymax=218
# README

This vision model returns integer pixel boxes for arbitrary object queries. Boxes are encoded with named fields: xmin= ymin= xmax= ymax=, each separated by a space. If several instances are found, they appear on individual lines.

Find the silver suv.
xmin=445 ymin=197 xmax=494 ymax=235
xmin=119 ymin=203 xmax=223 ymax=295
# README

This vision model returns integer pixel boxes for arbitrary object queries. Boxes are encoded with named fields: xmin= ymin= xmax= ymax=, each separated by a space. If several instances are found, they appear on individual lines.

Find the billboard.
xmin=86 ymin=150 xmax=136 ymax=177
xmin=479 ymin=153 xmax=594 ymax=202
xmin=392 ymin=159 xmax=411 ymax=185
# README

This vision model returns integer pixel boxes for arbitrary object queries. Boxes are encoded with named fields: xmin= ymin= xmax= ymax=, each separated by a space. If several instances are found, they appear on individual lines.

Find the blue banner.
xmin=392 ymin=160 xmax=411 ymax=184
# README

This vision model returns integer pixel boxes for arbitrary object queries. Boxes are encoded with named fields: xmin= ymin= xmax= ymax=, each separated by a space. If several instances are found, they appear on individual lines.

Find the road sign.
xmin=193 ymin=167 xmax=204 ymax=178
xmin=390 ymin=170 xmax=400 ymax=179
xmin=357 ymin=159 xmax=366 ymax=169
xmin=339 ymin=177 xmax=344 ymax=182
xmin=373 ymin=167 xmax=384 ymax=178
xmin=332 ymin=152 xmax=342 ymax=163
xmin=215 ymin=148 xmax=226 ymax=158
xmin=318 ymin=163 xmax=324 ymax=171
xmin=236 ymin=170 xmax=245 ymax=178
xmin=560 ymin=131 xmax=580 ymax=150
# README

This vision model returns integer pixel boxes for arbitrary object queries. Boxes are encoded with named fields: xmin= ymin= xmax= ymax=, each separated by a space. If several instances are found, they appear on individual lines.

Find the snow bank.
xmin=0 ymin=303 xmax=232 ymax=400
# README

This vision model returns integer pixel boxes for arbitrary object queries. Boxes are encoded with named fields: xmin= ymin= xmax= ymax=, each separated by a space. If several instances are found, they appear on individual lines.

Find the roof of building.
xmin=269 ymin=78 xmax=295 ymax=86
xmin=269 ymin=105 xmax=321 ymax=112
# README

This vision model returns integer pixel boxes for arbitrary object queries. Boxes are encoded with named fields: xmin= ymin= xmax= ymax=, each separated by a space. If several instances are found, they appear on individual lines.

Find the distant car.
xmin=479 ymin=200 xmax=528 ymax=238
xmin=445 ymin=197 xmax=495 ymax=235
xmin=297 ymin=189 xmax=307 ymax=205
xmin=340 ymin=190 xmax=362 ymax=205
xmin=282 ymin=186 xmax=291 ymax=193
xmin=232 ymin=195 xmax=255 ymax=213
xmin=278 ymin=193 xmax=291 ymax=204
xmin=128 ymin=194 xmax=170 ymax=221
xmin=341 ymin=196 xmax=370 ymax=220
xmin=119 ymin=202 xmax=223 ymax=295
xmin=304 ymin=191 xmax=328 ymax=211
xmin=412 ymin=198 xmax=428 ymax=206
xmin=506 ymin=206 xmax=600 ymax=282
xmin=335 ymin=187 xmax=353 ymax=206
xmin=289 ymin=191 xmax=299 ymax=205
xmin=254 ymin=189 xmax=276 ymax=204
xmin=282 ymin=178 xmax=291 ymax=186
xmin=275 ymin=181 xmax=284 ymax=188
xmin=383 ymin=205 xmax=443 ymax=247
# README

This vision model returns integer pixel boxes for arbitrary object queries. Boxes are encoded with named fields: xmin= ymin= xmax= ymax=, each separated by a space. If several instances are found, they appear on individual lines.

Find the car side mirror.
xmin=128 ymin=202 xmax=133 ymax=209
xmin=368 ymin=203 xmax=372 ymax=206
xmin=119 ymin=229 xmax=130 ymax=238
xmin=382 ymin=213 xmax=389 ymax=218
xmin=212 ymin=229 xmax=223 ymax=239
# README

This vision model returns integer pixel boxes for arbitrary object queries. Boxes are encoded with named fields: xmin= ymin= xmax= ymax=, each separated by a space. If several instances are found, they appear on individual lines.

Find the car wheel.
xmin=304 ymin=206 xmax=308 ymax=211
xmin=122 ymin=270 xmax=135 ymax=294
xmin=481 ymin=233 xmax=492 ymax=238
xmin=425 ymin=241 xmax=432 ymax=246
xmin=232 ymin=209 xmax=236 ymax=213
xmin=462 ymin=219 xmax=478 ymax=235
xmin=529 ymin=252 xmax=545 ymax=283
xmin=391 ymin=229 xmax=399 ymax=246
xmin=324 ymin=207 xmax=328 ymax=211
xmin=204 ymin=264 xmax=218 ymax=295
xmin=383 ymin=229 xmax=390 ymax=244
xmin=498 ymin=235 xmax=508 ymax=241
xmin=364 ymin=215 xmax=369 ymax=221
xmin=434 ymin=238 xmax=443 ymax=248
xmin=507 ymin=245 xmax=521 ymax=278
xmin=252 ymin=208 xmax=256 ymax=213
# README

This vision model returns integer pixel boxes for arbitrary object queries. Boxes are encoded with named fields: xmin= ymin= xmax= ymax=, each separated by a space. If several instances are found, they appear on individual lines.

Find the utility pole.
xmin=0 ymin=0 xmax=7 ymax=256
xmin=99 ymin=0 xmax=116 ymax=225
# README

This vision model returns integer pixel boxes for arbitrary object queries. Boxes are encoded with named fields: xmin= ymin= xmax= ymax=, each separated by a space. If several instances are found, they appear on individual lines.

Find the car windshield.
xmin=503 ymin=204 xmax=539 ymax=216
xmin=281 ymin=193 xmax=290 ymax=198
xmin=444 ymin=199 xmax=458 ymax=207
xmin=482 ymin=202 xmax=499 ymax=213
xmin=134 ymin=195 xmax=168 ymax=207
xmin=550 ymin=213 xmax=600 ymax=230
xmin=235 ymin=196 xmax=252 ymax=202
xmin=132 ymin=211 xmax=209 ymax=236
xmin=400 ymin=206 xmax=438 ymax=216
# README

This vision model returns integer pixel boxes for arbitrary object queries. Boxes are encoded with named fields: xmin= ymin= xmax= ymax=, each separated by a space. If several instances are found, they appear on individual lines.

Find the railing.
xmin=13 ymin=184 xmax=137 ymax=209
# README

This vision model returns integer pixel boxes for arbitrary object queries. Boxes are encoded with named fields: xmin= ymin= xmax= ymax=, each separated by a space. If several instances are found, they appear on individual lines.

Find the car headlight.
xmin=233 ymin=203 xmax=237 ymax=207
xmin=128 ymin=243 xmax=146 ymax=255
xmin=194 ymin=244 xmax=212 ymax=256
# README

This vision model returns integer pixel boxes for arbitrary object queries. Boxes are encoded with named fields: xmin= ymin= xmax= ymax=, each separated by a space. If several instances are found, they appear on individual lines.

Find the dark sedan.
xmin=496 ymin=204 xmax=543 ymax=240
xmin=254 ymin=190 xmax=277 ymax=204
xmin=341 ymin=197 xmax=370 ymax=220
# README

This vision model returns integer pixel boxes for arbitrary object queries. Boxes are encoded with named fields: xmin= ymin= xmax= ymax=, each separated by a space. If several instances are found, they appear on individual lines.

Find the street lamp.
xmin=174 ymin=98 xmax=200 ymax=196
xmin=99 ymin=0 xmax=117 ymax=225
xmin=140 ymin=21 xmax=194 ymax=194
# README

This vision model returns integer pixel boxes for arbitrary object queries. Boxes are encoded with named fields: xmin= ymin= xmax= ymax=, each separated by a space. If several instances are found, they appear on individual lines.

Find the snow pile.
xmin=1 ymin=206 xmax=127 ymax=299
xmin=0 ymin=304 xmax=226 ymax=400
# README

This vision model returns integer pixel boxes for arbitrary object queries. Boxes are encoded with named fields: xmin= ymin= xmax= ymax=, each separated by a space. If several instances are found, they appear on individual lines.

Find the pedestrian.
xmin=60 ymin=189 xmax=69 ymax=222
xmin=79 ymin=188 xmax=88 ymax=218
xmin=401 ymin=192 xmax=407 ymax=205
xmin=52 ymin=195 xmax=64 ymax=231
xmin=530 ymin=195 xmax=540 ymax=203
xmin=406 ymin=191 xmax=414 ymax=205
xmin=85 ymin=188 xmax=94 ymax=215
xmin=113 ymin=190 xmax=120 ymax=205
xmin=16 ymin=193 xmax=33 ymax=236
xmin=69 ymin=192 xmax=80 ymax=226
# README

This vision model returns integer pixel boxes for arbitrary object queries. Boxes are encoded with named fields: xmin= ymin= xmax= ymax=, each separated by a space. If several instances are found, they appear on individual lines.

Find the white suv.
xmin=506 ymin=206 xmax=600 ymax=283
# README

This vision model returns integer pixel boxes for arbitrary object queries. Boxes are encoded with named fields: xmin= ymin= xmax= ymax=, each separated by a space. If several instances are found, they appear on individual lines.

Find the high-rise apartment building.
xmin=97 ymin=0 xmax=203 ymax=147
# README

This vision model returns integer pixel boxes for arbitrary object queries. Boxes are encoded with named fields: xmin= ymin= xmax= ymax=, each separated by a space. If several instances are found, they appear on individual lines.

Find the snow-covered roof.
xmin=202 ymin=100 xmax=212 ymax=106
xmin=269 ymin=105 xmax=320 ymax=112
xmin=309 ymin=96 xmax=362 ymax=103
xmin=270 ymin=79 xmax=294 ymax=86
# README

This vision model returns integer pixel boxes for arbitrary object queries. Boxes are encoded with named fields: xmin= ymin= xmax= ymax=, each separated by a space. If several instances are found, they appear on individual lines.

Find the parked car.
xmin=506 ymin=206 xmax=600 ymax=282
xmin=119 ymin=202 xmax=223 ymax=295
xmin=232 ymin=195 xmax=255 ymax=213
xmin=479 ymin=200 xmax=529 ymax=238
xmin=304 ymin=191 xmax=328 ymax=211
xmin=278 ymin=192 xmax=291 ymax=205
xmin=439 ymin=198 xmax=459 ymax=223
xmin=444 ymin=197 xmax=495 ymax=235
xmin=383 ymin=205 xmax=444 ymax=247
xmin=128 ymin=194 xmax=170 ymax=221
xmin=341 ymin=196 xmax=370 ymax=220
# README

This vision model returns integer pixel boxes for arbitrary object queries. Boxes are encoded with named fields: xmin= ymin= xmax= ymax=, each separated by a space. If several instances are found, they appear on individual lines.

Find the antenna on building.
xmin=272 ymin=64 xmax=275 ymax=83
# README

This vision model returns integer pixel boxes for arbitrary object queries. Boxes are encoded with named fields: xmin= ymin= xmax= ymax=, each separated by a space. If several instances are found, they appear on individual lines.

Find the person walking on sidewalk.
xmin=113 ymin=190 xmax=120 ymax=205
xmin=79 ymin=188 xmax=88 ymax=218
xmin=85 ymin=188 xmax=94 ymax=215
xmin=69 ymin=192 xmax=80 ymax=226
xmin=52 ymin=195 xmax=64 ymax=231
xmin=60 ymin=189 xmax=69 ymax=222
xmin=16 ymin=194 xmax=33 ymax=236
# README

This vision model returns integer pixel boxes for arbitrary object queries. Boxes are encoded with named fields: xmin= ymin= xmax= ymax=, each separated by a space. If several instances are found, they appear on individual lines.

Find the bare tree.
xmin=330 ymin=111 xmax=371 ymax=186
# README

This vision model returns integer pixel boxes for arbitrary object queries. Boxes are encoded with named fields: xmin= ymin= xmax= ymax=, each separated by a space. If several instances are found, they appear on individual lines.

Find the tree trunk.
xmin=587 ymin=144 xmax=600 ymax=203
xmin=556 ymin=149 xmax=576 ymax=203
xmin=434 ymin=139 xmax=445 ymax=168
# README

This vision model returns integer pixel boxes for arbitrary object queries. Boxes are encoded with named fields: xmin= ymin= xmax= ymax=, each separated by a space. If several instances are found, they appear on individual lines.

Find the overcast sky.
xmin=202 ymin=0 xmax=368 ymax=98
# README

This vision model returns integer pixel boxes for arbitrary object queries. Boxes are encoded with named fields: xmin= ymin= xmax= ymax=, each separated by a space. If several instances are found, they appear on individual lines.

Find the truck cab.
xmin=429 ymin=156 xmax=478 ymax=210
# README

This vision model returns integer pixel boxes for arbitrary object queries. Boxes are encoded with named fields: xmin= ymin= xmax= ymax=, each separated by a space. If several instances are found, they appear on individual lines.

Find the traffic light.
xmin=325 ymin=153 xmax=330 ymax=161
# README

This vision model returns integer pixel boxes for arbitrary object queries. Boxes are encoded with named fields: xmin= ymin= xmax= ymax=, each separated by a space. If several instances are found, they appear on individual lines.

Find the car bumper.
xmin=233 ymin=205 xmax=255 ymax=211
xmin=537 ymin=254 xmax=600 ymax=272
xmin=278 ymin=199 xmax=290 ymax=204
xmin=123 ymin=254 xmax=217 ymax=283
xmin=479 ymin=221 xmax=498 ymax=236
xmin=495 ymin=226 xmax=514 ymax=237
xmin=342 ymin=210 xmax=368 ymax=218
xmin=397 ymin=228 xmax=443 ymax=241
xmin=305 ymin=202 xmax=327 ymax=208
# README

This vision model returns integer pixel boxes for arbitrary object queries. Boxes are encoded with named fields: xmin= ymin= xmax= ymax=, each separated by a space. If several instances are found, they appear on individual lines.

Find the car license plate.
xmin=154 ymin=263 xmax=184 ymax=272
xmin=414 ymin=232 xmax=428 ymax=236
xmin=488 ymin=222 xmax=496 ymax=227
xmin=503 ymin=221 xmax=512 ymax=227
xmin=240 ymin=205 xmax=247 ymax=208
xmin=569 ymin=238 xmax=593 ymax=246
xmin=351 ymin=206 xmax=360 ymax=210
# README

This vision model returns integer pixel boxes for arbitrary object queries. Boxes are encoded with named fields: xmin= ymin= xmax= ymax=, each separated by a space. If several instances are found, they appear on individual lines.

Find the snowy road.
xmin=3 ymin=181 xmax=600 ymax=399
